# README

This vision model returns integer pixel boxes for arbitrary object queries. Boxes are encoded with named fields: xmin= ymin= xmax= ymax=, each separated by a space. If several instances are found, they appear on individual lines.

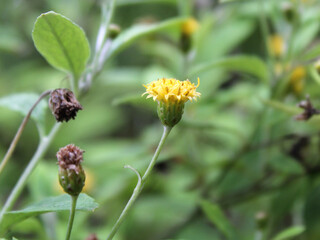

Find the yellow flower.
xmin=268 ymin=34 xmax=285 ymax=58
xmin=142 ymin=78 xmax=200 ymax=127
xmin=289 ymin=66 xmax=306 ymax=94
xmin=143 ymin=78 xmax=200 ymax=103
xmin=181 ymin=18 xmax=199 ymax=35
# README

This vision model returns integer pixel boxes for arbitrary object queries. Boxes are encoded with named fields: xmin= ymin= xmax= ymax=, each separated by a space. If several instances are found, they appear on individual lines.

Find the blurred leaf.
xmin=200 ymin=200 xmax=236 ymax=240
xmin=302 ymin=42 xmax=320 ymax=62
xmin=272 ymin=225 xmax=305 ymax=240
xmin=0 ymin=194 xmax=98 ymax=234
xmin=190 ymin=55 xmax=268 ymax=83
xmin=117 ymin=0 xmax=177 ymax=5
xmin=106 ymin=17 xmax=187 ymax=59
xmin=293 ymin=20 xmax=320 ymax=58
xmin=32 ymin=11 xmax=90 ymax=78
xmin=261 ymin=99 xmax=300 ymax=115
xmin=0 ymin=93 xmax=47 ymax=134
xmin=304 ymin=185 xmax=320 ymax=240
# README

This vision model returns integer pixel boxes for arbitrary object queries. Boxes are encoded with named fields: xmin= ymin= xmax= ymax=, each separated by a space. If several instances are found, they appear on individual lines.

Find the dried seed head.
xmin=295 ymin=95 xmax=319 ymax=121
xmin=57 ymin=144 xmax=86 ymax=196
xmin=49 ymin=88 xmax=83 ymax=122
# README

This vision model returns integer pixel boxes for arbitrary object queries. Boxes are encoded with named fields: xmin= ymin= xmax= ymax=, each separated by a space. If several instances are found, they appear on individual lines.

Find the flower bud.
xmin=143 ymin=78 xmax=200 ymax=127
xmin=108 ymin=24 xmax=121 ymax=39
xmin=255 ymin=211 xmax=268 ymax=230
xmin=180 ymin=18 xmax=199 ymax=53
xmin=57 ymin=144 xmax=86 ymax=196
xmin=49 ymin=88 xmax=83 ymax=122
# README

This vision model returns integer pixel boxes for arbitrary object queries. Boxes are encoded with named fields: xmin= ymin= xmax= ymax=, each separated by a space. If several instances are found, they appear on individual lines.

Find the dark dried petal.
xmin=49 ymin=88 xmax=83 ymax=122
xmin=294 ymin=95 xmax=318 ymax=121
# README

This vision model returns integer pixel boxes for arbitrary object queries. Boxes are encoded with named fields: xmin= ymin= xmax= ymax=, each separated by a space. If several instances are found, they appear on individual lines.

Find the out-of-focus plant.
xmin=3 ymin=0 xmax=320 ymax=239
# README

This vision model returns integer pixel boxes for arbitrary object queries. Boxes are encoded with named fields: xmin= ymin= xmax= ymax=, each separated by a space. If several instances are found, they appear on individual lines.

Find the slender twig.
xmin=0 ymin=90 xmax=51 ymax=175
xmin=65 ymin=195 xmax=78 ymax=240
xmin=106 ymin=126 xmax=172 ymax=240
xmin=258 ymin=0 xmax=274 ymax=84
xmin=79 ymin=0 xmax=116 ymax=93
xmin=106 ymin=165 xmax=142 ymax=240
xmin=0 ymin=122 xmax=61 ymax=224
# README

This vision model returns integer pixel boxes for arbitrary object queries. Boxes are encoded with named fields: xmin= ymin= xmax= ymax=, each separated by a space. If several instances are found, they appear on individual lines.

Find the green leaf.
xmin=0 ymin=193 xmax=98 ymax=234
xmin=117 ymin=0 xmax=177 ymax=5
xmin=200 ymin=200 xmax=236 ymax=240
xmin=261 ymin=99 xmax=300 ymax=115
xmin=294 ymin=21 xmax=320 ymax=59
xmin=302 ymin=43 xmax=320 ymax=61
xmin=0 ymin=93 xmax=47 ymax=134
xmin=189 ymin=55 xmax=268 ymax=83
xmin=304 ymin=185 xmax=320 ymax=240
xmin=106 ymin=17 xmax=187 ymax=59
xmin=32 ymin=11 xmax=90 ymax=79
xmin=272 ymin=226 xmax=305 ymax=240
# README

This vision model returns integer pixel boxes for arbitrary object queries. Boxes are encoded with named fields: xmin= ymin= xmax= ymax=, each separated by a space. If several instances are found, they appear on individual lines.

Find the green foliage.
xmin=272 ymin=225 xmax=305 ymax=240
xmin=190 ymin=55 xmax=268 ymax=83
xmin=0 ymin=93 xmax=47 ymax=134
xmin=0 ymin=194 xmax=98 ymax=234
xmin=107 ymin=17 xmax=187 ymax=59
xmin=32 ymin=11 xmax=90 ymax=79
xmin=2 ymin=0 xmax=320 ymax=239
xmin=200 ymin=200 xmax=236 ymax=240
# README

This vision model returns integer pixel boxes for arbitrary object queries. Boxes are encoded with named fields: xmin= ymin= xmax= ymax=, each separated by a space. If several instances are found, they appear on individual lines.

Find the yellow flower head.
xmin=142 ymin=78 xmax=200 ymax=127
xmin=143 ymin=78 xmax=201 ymax=104
xmin=268 ymin=34 xmax=285 ymax=58
xmin=181 ymin=18 xmax=199 ymax=35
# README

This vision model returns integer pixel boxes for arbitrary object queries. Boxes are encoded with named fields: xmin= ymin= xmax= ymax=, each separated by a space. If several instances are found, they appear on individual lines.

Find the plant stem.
xmin=65 ymin=195 xmax=78 ymax=240
xmin=106 ymin=125 xmax=172 ymax=240
xmin=79 ymin=0 xmax=116 ymax=93
xmin=258 ymin=0 xmax=275 ymax=85
xmin=0 ymin=122 xmax=61 ymax=224
xmin=0 ymin=90 xmax=51 ymax=175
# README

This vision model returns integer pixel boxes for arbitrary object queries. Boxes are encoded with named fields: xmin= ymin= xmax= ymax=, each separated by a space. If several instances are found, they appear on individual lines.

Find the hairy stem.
xmin=0 ymin=90 xmax=52 ymax=175
xmin=65 ymin=195 xmax=78 ymax=240
xmin=106 ymin=126 xmax=172 ymax=240
xmin=0 ymin=122 xmax=61 ymax=224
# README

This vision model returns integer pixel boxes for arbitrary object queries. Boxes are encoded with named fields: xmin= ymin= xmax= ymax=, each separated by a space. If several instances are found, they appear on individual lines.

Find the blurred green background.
xmin=2 ymin=0 xmax=320 ymax=239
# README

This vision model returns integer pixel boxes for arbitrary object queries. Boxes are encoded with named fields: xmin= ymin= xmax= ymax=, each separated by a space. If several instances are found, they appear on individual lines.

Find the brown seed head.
xmin=295 ymin=95 xmax=319 ymax=121
xmin=49 ymin=88 xmax=83 ymax=122
xmin=57 ymin=144 xmax=85 ymax=196
xmin=57 ymin=144 xmax=84 ymax=174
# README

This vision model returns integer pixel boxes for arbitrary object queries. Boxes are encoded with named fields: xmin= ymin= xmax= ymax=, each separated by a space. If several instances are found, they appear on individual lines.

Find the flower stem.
xmin=65 ymin=195 xmax=78 ymax=240
xmin=0 ymin=122 xmax=61 ymax=224
xmin=106 ymin=126 xmax=172 ymax=240
xmin=0 ymin=90 xmax=51 ymax=175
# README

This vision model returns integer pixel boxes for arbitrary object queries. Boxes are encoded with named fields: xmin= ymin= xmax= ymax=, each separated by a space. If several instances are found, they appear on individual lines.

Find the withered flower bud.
xmin=295 ymin=95 xmax=320 ymax=121
xmin=49 ymin=88 xmax=83 ymax=122
xmin=57 ymin=144 xmax=86 ymax=196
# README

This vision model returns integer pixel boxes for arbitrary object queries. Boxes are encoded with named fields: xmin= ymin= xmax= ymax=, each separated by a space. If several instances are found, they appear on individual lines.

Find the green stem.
xmin=0 ymin=90 xmax=51 ymax=175
xmin=258 ymin=0 xmax=275 ymax=85
xmin=0 ymin=122 xmax=61 ymax=224
xmin=106 ymin=126 xmax=172 ymax=240
xmin=65 ymin=195 xmax=78 ymax=240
